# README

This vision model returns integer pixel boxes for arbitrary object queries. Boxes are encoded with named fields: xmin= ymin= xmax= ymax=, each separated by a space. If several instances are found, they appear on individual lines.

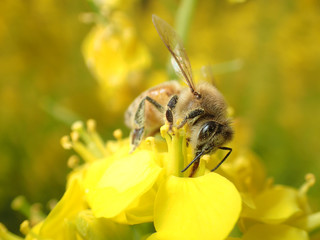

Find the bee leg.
xmin=177 ymin=108 xmax=205 ymax=129
xmin=145 ymin=96 xmax=165 ymax=113
xmin=166 ymin=95 xmax=178 ymax=132
xmin=130 ymin=127 xmax=145 ymax=153
xmin=210 ymin=147 xmax=232 ymax=172
xmin=130 ymin=96 xmax=164 ymax=152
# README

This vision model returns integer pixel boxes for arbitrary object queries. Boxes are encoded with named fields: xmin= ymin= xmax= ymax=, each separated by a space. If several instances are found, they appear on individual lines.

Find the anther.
xmin=71 ymin=121 xmax=84 ymax=132
xmin=67 ymin=155 xmax=80 ymax=168
xmin=70 ymin=131 xmax=80 ymax=142
xmin=87 ymin=119 xmax=96 ymax=133
xmin=300 ymin=173 xmax=316 ymax=195
xmin=61 ymin=136 xmax=72 ymax=149
xmin=113 ymin=129 xmax=123 ymax=140
xmin=20 ymin=220 xmax=30 ymax=235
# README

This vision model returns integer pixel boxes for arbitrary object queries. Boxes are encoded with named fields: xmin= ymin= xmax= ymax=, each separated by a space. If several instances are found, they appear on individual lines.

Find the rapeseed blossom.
xmin=2 ymin=119 xmax=319 ymax=239
xmin=66 ymin=120 xmax=241 ymax=239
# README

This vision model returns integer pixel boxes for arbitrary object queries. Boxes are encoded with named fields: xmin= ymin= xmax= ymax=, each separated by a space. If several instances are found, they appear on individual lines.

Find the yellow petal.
xmin=75 ymin=210 xmax=133 ymax=240
xmin=86 ymin=150 xmax=162 ymax=220
xmin=242 ymin=224 xmax=309 ymax=240
xmin=146 ymin=232 xmax=164 ymax=240
xmin=0 ymin=223 xmax=23 ymax=240
xmin=39 ymin=179 xmax=86 ymax=239
xmin=111 ymin=186 xmax=157 ymax=224
xmin=153 ymin=173 xmax=241 ymax=240
xmin=241 ymin=185 xmax=302 ymax=224
xmin=123 ymin=187 xmax=157 ymax=224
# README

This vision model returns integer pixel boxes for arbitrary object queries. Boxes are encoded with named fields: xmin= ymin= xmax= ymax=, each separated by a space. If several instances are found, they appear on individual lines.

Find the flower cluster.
xmin=81 ymin=0 xmax=168 ymax=116
xmin=1 ymin=119 xmax=319 ymax=240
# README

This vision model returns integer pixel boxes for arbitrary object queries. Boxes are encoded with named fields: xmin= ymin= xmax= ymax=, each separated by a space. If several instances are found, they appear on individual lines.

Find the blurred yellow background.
xmin=0 ymin=0 xmax=319 ymax=235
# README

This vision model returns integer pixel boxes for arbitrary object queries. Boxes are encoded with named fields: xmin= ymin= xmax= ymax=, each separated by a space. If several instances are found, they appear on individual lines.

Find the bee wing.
xmin=152 ymin=14 xmax=196 ymax=93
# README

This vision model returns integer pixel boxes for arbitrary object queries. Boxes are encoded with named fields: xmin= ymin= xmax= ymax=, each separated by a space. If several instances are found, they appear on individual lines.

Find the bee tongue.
xmin=181 ymin=151 xmax=205 ymax=173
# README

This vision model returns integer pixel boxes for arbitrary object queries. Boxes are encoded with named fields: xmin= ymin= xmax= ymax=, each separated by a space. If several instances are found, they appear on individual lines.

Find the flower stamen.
xmin=113 ymin=129 xmax=123 ymax=140
xmin=20 ymin=220 xmax=30 ymax=235
xmin=299 ymin=173 xmax=316 ymax=196
xmin=67 ymin=155 xmax=80 ymax=169
xmin=87 ymin=119 xmax=108 ymax=156
xmin=61 ymin=135 xmax=72 ymax=150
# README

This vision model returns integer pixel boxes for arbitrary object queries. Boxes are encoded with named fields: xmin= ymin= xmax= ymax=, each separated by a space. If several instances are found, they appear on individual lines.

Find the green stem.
xmin=167 ymin=0 xmax=197 ymax=80
xmin=175 ymin=0 xmax=198 ymax=44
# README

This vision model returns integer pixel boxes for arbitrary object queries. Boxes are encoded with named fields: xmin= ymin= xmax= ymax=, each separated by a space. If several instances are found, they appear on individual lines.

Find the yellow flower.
xmin=207 ymin=121 xmax=320 ymax=239
xmin=240 ymin=184 xmax=306 ymax=226
xmin=82 ymin=11 xmax=152 ymax=114
xmin=3 ymin=118 xmax=319 ymax=239
xmin=237 ymin=168 xmax=320 ymax=239
xmin=12 ymin=163 xmax=134 ymax=239
xmin=63 ymin=119 xmax=242 ymax=239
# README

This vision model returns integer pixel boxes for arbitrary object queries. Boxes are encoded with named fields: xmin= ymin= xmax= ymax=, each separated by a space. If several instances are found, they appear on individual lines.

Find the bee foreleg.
xmin=166 ymin=95 xmax=178 ymax=131
xmin=210 ymin=147 xmax=232 ymax=172
xmin=130 ymin=96 xmax=164 ymax=152
xmin=177 ymin=108 xmax=205 ymax=129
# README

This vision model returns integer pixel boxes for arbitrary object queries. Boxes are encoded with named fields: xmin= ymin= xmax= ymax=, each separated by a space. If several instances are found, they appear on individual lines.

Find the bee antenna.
xmin=193 ymin=91 xmax=201 ymax=99
xmin=181 ymin=151 xmax=204 ymax=173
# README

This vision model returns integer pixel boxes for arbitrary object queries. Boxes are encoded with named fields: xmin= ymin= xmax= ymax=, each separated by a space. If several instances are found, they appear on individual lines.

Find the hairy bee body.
xmin=125 ymin=79 xmax=233 ymax=157
xmin=124 ymin=15 xmax=233 ymax=176
xmin=125 ymin=81 xmax=182 ymax=135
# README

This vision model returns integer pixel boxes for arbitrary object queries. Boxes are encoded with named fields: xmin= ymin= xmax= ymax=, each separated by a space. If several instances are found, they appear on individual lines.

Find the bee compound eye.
xmin=198 ymin=121 xmax=217 ymax=141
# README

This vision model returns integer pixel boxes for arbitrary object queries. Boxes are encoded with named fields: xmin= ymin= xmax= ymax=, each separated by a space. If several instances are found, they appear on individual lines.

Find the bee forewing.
xmin=152 ymin=14 xmax=196 ymax=92
xmin=170 ymin=56 xmax=185 ymax=82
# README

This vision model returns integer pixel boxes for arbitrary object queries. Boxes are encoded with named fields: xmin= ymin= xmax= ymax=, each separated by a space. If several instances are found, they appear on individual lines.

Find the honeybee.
xmin=125 ymin=15 xmax=233 ymax=176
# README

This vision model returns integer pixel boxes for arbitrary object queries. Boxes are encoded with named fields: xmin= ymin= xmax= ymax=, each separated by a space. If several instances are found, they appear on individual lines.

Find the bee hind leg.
xmin=130 ymin=96 xmax=164 ymax=152
xmin=130 ymin=127 xmax=145 ymax=153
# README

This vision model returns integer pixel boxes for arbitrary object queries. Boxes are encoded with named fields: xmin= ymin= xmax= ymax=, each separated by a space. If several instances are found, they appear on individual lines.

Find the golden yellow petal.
xmin=153 ymin=173 xmax=241 ymax=240
xmin=38 ymin=179 xmax=86 ymax=239
xmin=86 ymin=150 xmax=162 ymax=220
xmin=241 ymin=185 xmax=302 ymax=224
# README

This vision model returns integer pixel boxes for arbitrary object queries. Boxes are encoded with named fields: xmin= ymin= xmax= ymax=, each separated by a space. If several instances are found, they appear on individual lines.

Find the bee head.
xmin=195 ymin=121 xmax=233 ymax=156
